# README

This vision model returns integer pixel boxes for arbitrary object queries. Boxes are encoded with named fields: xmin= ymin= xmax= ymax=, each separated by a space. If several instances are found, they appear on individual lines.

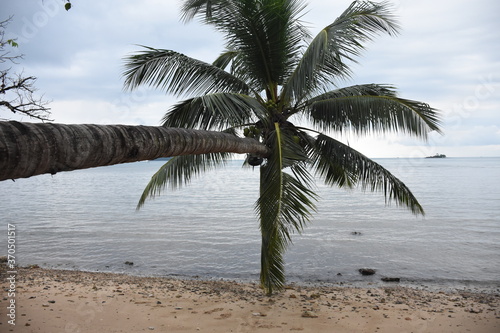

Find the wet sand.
xmin=1 ymin=265 xmax=499 ymax=332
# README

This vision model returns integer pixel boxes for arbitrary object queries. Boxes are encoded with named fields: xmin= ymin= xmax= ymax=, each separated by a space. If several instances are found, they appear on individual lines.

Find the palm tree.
xmin=0 ymin=121 xmax=268 ymax=181
xmin=123 ymin=0 xmax=441 ymax=294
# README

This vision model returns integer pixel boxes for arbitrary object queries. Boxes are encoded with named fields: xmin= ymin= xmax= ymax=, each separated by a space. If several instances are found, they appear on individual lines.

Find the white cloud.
xmin=48 ymin=97 xmax=170 ymax=126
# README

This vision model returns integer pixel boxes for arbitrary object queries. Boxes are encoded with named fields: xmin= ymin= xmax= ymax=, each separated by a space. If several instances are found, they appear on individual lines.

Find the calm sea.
xmin=1 ymin=157 xmax=499 ymax=291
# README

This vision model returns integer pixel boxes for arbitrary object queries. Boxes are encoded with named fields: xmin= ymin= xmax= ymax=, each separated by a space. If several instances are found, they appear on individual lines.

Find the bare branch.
xmin=0 ymin=17 xmax=52 ymax=121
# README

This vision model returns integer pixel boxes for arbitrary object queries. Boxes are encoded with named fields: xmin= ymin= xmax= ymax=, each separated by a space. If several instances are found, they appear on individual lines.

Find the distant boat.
xmin=426 ymin=153 xmax=446 ymax=158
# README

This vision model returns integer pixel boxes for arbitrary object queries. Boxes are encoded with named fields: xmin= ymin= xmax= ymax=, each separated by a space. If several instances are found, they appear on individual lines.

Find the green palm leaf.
xmin=123 ymin=46 xmax=250 ymax=96
xmin=190 ymin=0 xmax=307 ymax=96
xmin=282 ymin=1 xmax=399 ymax=102
xmin=310 ymin=133 xmax=424 ymax=215
xmin=257 ymin=123 xmax=316 ymax=294
xmin=212 ymin=50 xmax=239 ymax=70
xmin=180 ymin=0 xmax=231 ymax=21
xmin=162 ymin=93 xmax=265 ymax=130
xmin=304 ymin=84 xmax=442 ymax=137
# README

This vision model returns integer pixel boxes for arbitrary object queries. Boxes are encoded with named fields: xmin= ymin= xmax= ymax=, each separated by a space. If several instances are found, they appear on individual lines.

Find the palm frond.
xmin=162 ymin=93 xmax=266 ymax=130
xmin=123 ymin=46 xmax=249 ymax=97
xmin=212 ymin=49 xmax=260 ymax=92
xmin=212 ymin=49 xmax=239 ymax=70
xmin=180 ymin=0 xmax=231 ymax=22
xmin=309 ymin=133 xmax=424 ymax=215
xmin=282 ymin=0 xmax=400 ymax=103
xmin=137 ymin=152 xmax=231 ymax=209
xmin=203 ymin=0 xmax=308 ymax=93
xmin=257 ymin=123 xmax=317 ymax=294
xmin=304 ymin=84 xmax=441 ymax=138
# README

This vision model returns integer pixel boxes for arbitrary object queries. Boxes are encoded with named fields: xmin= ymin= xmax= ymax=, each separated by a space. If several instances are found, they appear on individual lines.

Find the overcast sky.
xmin=2 ymin=0 xmax=499 ymax=158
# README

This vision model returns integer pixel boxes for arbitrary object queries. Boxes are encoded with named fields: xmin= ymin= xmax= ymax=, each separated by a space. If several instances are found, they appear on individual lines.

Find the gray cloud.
xmin=2 ymin=0 xmax=499 ymax=157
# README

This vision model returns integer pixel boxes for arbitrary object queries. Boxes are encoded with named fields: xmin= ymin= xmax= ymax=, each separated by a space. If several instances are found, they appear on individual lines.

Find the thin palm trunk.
xmin=0 ymin=121 xmax=269 ymax=181
xmin=259 ymin=163 xmax=284 ymax=295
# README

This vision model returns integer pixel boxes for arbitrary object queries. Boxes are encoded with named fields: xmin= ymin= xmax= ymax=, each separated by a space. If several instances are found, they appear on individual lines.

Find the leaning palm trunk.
xmin=0 ymin=121 xmax=269 ymax=181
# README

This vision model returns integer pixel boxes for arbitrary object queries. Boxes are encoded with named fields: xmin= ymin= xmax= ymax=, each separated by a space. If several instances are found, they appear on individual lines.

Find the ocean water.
xmin=1 ymin=157 xmax=499 ymax=291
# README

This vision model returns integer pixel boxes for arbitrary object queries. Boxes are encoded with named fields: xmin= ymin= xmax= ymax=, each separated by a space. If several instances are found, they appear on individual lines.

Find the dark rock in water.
xmin=337 ymin=272 xmax=342 ymax=276
xmin=124 ymin=261 xmax=134 ymax=266
xmin=351 ymin=231 xmax=362 ymax=235
xmin=381 ymin=277 xmax=401 ymax=282
xmin=359 ymin=268 xmax=376 ymax=275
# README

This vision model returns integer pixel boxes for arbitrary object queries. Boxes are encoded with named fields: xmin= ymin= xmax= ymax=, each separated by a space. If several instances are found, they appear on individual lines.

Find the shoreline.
xmin=1 ymin=265 xmax=499 ymax=332
xmin=13 ymin=261 xmax=500 ymax=295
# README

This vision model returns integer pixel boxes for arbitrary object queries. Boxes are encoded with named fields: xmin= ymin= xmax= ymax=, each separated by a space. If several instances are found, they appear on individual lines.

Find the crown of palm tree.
xmin=123 ymin=0 xmax=441 ymax=294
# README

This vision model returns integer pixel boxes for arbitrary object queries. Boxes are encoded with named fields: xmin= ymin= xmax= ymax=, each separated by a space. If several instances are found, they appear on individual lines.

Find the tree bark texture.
xmin=0 ymin=121 xmax=269 ymax=181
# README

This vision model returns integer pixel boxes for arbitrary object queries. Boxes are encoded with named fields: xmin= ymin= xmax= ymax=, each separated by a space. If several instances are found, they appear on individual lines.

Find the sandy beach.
xmin=1 ymin=264 xmax=499 ymax=332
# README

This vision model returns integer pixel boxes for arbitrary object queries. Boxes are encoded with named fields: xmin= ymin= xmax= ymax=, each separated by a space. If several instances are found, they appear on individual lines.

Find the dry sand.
xmin=1 ymin=264 xmax=499 ymax=332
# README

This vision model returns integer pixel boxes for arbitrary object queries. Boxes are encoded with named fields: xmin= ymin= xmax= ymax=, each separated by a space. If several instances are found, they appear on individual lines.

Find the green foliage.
xmin=304 ymin=84 xmax=442 ymax=137
xmin=161 ymin=93 xmax=264 ymax=131
xmin=7 ymin=39 xmax=18 ymax=47
xmin=309 ymin=134 xmax=424 ymax=215
xmin=123 ymin=0 xmax=442 ymax=294
xmin=257 ymin=123 xmax=317 ymax=294
xmin=123 ymin=47 xmax=252 ymax=98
